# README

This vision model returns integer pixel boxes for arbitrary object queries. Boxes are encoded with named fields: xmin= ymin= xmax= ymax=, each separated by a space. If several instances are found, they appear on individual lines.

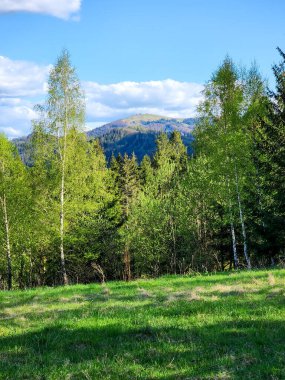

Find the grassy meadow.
xmin=0 ymin=269 xmax=285 ymax=379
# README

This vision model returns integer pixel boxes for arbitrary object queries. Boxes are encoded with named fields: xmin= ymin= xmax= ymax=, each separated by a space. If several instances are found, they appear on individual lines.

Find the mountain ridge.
xmin=87 ymin=113 xmax=196 ymax=138
xmin=86 ymin=114 xmax=196 ymax=161
xmin=13 ymin=114 xmax=197 ymax=162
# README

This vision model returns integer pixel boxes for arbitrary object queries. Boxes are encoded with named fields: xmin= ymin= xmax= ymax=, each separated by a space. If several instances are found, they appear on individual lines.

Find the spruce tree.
xmin=117 ymin=153 xmax=140 ymax=280
xmin=256 ymin=47 xmax=285 ymax=259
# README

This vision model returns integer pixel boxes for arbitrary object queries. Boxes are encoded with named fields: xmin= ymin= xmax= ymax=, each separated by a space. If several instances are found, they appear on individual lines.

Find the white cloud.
xmin=0 ymin=126 xmax=24 ymax=138
xmin=0 ymin=56 xmax=50 ymax=97
xmin=84 ymin=79 xmax=204 ymax=121
xmin=0 ymin=102 xmax=37 ymax=137
xmin=0 ymin=56 xmax=204 ymax=138
xmin=0 ymin=0 xmax=81 ymax=20
xmin=0 ymin=56 xmax=50 ymax=137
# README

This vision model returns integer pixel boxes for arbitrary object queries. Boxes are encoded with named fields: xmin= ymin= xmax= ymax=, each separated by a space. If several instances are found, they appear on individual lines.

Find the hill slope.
xmin=87 ymin=114 xmax=196 ymax=161
xmin=1 ymin=269 xmax=284 ymax=379
xmin=87 ymin=114 xmax=196 ymax=138
xmin=13 ymin=114 xmax=196 ymax=163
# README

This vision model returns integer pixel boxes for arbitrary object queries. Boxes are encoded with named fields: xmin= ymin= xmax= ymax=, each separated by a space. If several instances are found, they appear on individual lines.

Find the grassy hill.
xmin=1 ymin=269 xmax=285 ymax=379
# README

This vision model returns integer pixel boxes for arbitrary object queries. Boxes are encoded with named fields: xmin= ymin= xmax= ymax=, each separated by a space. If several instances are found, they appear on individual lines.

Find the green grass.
xmin=0 ymin=269 xmax=285 ymax=379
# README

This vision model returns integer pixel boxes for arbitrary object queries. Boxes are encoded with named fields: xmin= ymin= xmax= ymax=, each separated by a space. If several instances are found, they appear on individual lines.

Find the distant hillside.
xmin=88 ymin=114 xmax=196 ymax=138
xmin=13 ymin=134 xmax=33 ymax=166
xmin=87 ymin=114 xmax=196 ymax=161
xmin=13 ymin=114 xmax=197 ymax=163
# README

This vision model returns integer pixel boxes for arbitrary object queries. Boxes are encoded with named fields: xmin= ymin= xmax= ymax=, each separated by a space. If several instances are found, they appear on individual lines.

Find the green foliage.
xmin=193 ymin=57 xmax=267 ymax=269
xmin=1 ymin=50 xmax=285 ymax=288
xmin=0 ymin=134 xmax=32 ymax=290
xmin=253 ymin=48 xmax=285 ymax=257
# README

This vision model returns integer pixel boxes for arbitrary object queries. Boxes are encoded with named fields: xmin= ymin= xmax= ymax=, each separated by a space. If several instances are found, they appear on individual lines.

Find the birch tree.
xmin=194 ymin=58 xmax=264 ymax=269
xmin=33 ymin=50 xmax=85 ymax=285
xmin=0 ymin=135 xmax=29 ymax=290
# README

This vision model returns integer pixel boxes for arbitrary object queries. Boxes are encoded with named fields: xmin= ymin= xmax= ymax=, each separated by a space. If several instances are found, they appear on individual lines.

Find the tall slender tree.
xmin=33 ymin=50 xmax=85 ymax=285
xmin=0 ymin=135 xmax=29 ymax=290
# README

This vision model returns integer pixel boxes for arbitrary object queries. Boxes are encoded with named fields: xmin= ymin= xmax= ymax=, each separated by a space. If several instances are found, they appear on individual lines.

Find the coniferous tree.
xmin=256 ymin=47 xmax=285 ymax=260
xmin=140 ymin=155 xmax=153 ymax=186
xmin=119 ymin=153 xmax=140 ymax=280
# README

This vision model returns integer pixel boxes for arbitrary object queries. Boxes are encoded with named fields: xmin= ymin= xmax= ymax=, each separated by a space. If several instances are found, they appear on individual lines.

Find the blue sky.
xmin=0 ymin=0 xmax=284 ymax=137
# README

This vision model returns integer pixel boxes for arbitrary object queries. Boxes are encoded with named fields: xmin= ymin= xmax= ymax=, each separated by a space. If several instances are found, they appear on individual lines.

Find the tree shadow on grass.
xmin=1 ymin=317 xmax=285 ymax=380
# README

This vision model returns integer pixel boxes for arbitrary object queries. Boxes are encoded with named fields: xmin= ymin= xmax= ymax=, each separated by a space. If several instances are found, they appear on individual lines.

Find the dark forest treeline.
xmin=0 ymin=49 xmax=285 ymax=289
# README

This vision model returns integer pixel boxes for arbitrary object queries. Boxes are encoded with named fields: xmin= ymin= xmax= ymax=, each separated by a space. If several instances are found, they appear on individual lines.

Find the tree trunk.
xmin=123 ymin=194 xmax=132 ymax=281
xmin=123 ymin=244 xmax=131 ymax=281
xmin=29 ymin=249 xmax=33 ymax=287
xmin=169 ymin=215 xmax=177 ymax=274
xmin=59 ymin=92 xmax=68 ymax=286
xmin=234 ymin=164 xmax=251 ymax=269
xmin=2 ymin=194 xmax=12 ymax=290
xmin=226 ymin=176 xmax=239 ymax=269
xmin=60 ymin=169 xmax=68 ymax=285
xmin=230 ymin=220 xmax=239 ymax=269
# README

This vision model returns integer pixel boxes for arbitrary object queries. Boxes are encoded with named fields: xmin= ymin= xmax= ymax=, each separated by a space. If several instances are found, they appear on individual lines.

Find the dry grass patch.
xmin=185 ymin=291 xmax=201 ymax=301
xmin=165 ymin=294 xmax=177 ymax=303
xmin=70 ymin=294 xmax=86 ymax=301
xmin=268 ymin=273 xmax=276 ymax=286
xmin=211 ymin=284 xmax=246 ymax=297
xmin=166 ymin=288 xmax=204 ymax=303
xmin=59 ymin=297 xmax=72 ymax=303
xmin=209 ymin=295 xmax=219 ymax=301
xmin=101 ymin=286 xmax=111 ymax=296
xmin=161 ymin=287 xmax=174 ymax=293
xmin=251 ymin=277 xmax=261 ymax=284
xmin=137 ymin=288 xmax=152 ymax=298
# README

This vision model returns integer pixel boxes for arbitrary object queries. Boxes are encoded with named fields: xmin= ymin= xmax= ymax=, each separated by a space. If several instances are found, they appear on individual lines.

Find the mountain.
xmin=87 ymin=114 xmax=196 ymax=161
xmin=13 ymin=134 xmax=33 ymax=166
xmin=13 ymin=114 xmax=197 ymax=163
xmin=87 ymin=114 xmax=196 ymax=138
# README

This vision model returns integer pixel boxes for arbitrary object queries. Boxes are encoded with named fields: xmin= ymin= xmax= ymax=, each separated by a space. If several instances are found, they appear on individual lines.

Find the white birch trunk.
xmin=123 ymin=192 xmax=131 ymax=281
xmin=1 ymin=193 xmax=12 ymax=290
xmin=170 ymin=215 xmax=177 ymax=274
xmin=60 ymin=163 xmax=68 ymax=285
xmin=230 ymin=211 xmax=239 ymax=269
xmin=234 ymin=164 xmax=251 ymax=269
xmin=59 ymin=90 xmax=68 ymax=285
xmin=226 ymin=176 xmax=239 ymax=268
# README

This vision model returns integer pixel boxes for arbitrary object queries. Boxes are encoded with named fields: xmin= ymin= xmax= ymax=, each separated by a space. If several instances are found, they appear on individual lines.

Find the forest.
xmin=0 ymin=48 xmax=284 ymax=290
